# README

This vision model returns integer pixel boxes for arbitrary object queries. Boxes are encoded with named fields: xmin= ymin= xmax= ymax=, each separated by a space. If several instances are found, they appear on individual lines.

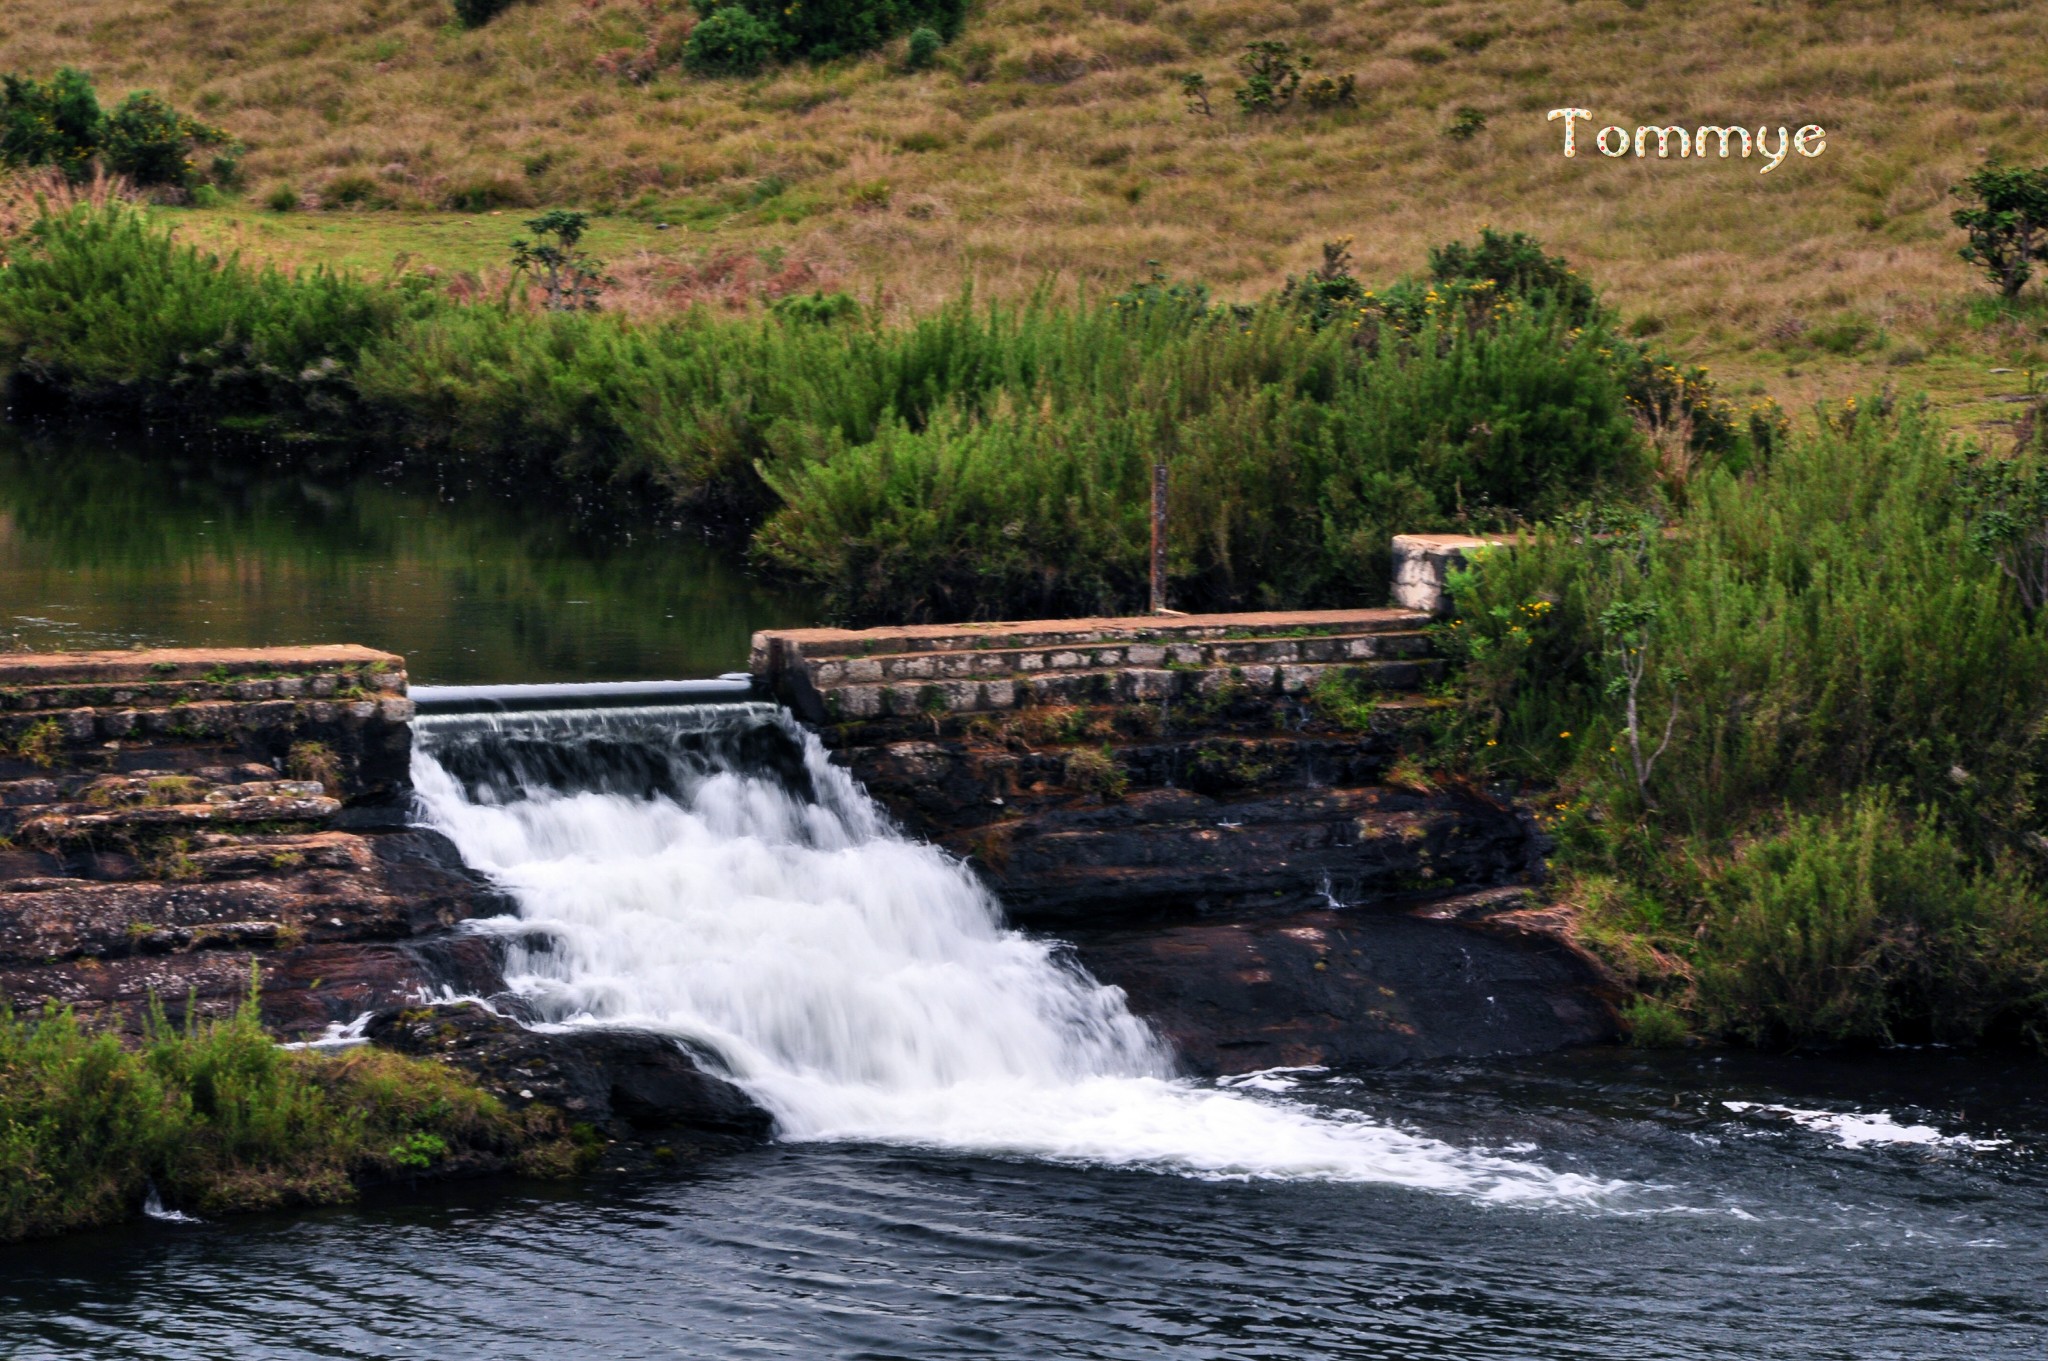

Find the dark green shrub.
xmin=0 ymin=203 xmax=408 ymax=418
xmin=444 ymin=175 xmax=530 ymax=212
xmin=321 ymin=172 xmax=395 ymax=210
xmin=1427 ymin=227 xmax=1599 ymax=327
xmin=0 ymin=991 xmax=526 ymax=1241
xmin=452 ymin=0 xmax=516 ymax=29
xmin=1301 ymin=73 xmax=1356 ymax=110
xmin=0 ymin=70 xmax=232 ymax=190
xmin=100 ymin=91 xmax=233 ymax=189
xmin=906 ymin=25 xmax=943 ymax=71
xmin=770 ymin=290 xmax=863 ymax=325
xmin=0 ymin=68 xmax=105 ymax=182
xmin=1446 ymin=106 xmax=1487 ymax=141
xmin=688 ymin=0 xmax=969 ymax=72
xmin=264 ymin=182 xmax=300 ymax=212
xmin=1696 ymin=794 xmax=2048 ymax=1050
xmin=1440 ymin=404 xmax=2048 ymax=1049
xmin=685 ymin=5 xmax=787 ymax=75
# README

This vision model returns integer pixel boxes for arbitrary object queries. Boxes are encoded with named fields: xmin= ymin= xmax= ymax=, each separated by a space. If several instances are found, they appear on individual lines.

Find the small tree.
xmin=1951 ymin=160 xmax=2048 ymax=300
xmin=1601 ymin=597 xmax=1683 ymax=811
xmin=1234 ymin=40 xmax=1305 ymax=115
xmin=510 ymin=210 xmax=611 ymax=311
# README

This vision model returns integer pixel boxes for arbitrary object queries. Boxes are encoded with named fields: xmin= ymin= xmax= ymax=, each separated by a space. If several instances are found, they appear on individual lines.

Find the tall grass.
xmin=0 ymin=989 xmax=539 ymax=1241
xmin=1441 ymin=401 xmax=2048 ymax=1049
xmin=0 ymin=202 xmax=1675 ymax=620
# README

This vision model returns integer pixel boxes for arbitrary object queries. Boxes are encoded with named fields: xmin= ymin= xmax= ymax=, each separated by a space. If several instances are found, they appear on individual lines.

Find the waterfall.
xmin=411 ymin=704 xmax=1619 ymax=1203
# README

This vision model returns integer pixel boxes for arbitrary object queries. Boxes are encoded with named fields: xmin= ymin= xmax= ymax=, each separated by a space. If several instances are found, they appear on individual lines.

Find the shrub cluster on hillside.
xmin=0 ymin=990 xmax=581 ymax=1241
xmin=0 ymin=205 xmax=1775 ymax=622
xmin=1434 ymin=402 xmax=2048 ymax=1051
xmin=0 ymin=68 xmax=236 ymax=194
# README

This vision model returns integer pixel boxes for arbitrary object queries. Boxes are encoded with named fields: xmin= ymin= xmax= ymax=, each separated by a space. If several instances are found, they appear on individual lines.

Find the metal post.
xmin=1149 ymin=461 xmax=1168 ymax=614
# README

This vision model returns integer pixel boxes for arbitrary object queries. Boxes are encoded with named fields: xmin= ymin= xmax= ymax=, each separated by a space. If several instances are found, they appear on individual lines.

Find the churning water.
xmin=5 ymin=703 xmax=2043 ymax=1359
xmin=407 ymin=704 xmax=1620 ymax=1204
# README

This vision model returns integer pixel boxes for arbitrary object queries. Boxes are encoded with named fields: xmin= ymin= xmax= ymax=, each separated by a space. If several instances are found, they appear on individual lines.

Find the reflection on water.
xmin=0 ymin=423 xmax=817 ymax=683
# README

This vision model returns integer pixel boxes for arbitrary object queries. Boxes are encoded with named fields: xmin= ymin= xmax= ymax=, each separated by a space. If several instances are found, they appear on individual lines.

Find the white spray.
xmin=412 ymin=704 xmax=1620 ymax=1203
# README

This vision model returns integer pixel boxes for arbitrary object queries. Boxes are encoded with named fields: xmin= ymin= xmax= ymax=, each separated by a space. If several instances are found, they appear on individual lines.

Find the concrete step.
xmin=817 ymin=658 xmax=1445 ymax=721
xmin=755 ymin=608 xmax=1429 ymax=666
xmin=808 ymin=629 xmax=1433 ymax=687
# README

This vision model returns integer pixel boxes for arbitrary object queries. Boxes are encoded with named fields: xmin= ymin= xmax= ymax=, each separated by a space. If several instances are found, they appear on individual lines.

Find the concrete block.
xmin=1392 ymin=533 xmax=1505 ymax=616
xmin=983 ymin=679 xmax=1017 ymax=709
xmin=1126 ymin=644 xmax=1166 ymax=666
xmin=844 ymin=658 xmax=884 ymax=684
xmin=1049 ymin=651 xmax=1085 ymax=669
xmin=1279 ymin=665 xmax=1320 ymax=694
xmin=1122 ymin=669 xmax=1176 ymax=701
xmin=1239 ymin=665 xmax=1278 ymax=692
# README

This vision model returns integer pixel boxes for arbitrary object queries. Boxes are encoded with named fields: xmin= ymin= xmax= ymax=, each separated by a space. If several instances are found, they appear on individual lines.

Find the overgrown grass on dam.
xmin=0 ymin=991 xmax=582 ymax=1241
xmin=1439 ymin=403 xmax=2048 ymax=1052
xmin=0 ymin=201 xmax=1761 ymax=622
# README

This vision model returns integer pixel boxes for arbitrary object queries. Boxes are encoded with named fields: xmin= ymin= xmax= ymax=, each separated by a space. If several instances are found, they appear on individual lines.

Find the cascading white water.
xmin=412 ymin=704 xmax=1621 ymax=1204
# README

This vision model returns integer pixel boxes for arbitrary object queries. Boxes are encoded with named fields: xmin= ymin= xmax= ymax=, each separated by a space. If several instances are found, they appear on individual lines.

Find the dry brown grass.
xmin=5 ymin=0 xmax=2046 ymax=423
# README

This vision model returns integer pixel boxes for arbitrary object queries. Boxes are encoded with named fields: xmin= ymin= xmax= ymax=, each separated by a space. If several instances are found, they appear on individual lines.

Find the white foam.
xmin=411 ymin=708 xmax=1626 ymax=1206
xmin=1723 ymin=1101 xmax=2008 ymax=1151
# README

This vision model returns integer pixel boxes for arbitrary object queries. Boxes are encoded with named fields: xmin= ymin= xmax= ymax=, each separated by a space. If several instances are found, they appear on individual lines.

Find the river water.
xmin=2 ymin=431 xmax=2045 ymax=1358
xmin=0 ymin=424 xmax=812 ymax=681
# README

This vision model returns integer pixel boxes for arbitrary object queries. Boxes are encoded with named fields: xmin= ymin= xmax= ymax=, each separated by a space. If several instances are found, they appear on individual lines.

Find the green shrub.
xmin=1446 ymin=106 xmax=1486 ymax=140
xmin=0 ymin=70 xmax=230 ymax=191
xmin=0 ymin=68 xmax=103 ymax=182
xmin=769 ymin=289 xmax=863 ymax=325
xmin=444 ymin=175 xmax=529 ymax=212
xmin=264 ymin=182 xmax=299 ymax=212
xmin=0 ymin=203 xmax=408 ymax=419
xmin=1439 ymin=403 xmax=2048 ymax=1050
xmin=100 ymin=91 xmax=233 ymax=189
xmin=452 ymin=0 xmax=516 ymax=29
xmin=0 ymin=991 xmax=528 ymax=1241
xmin=685 ymin=6 xmax=786 ymax=75
xmin=906 ymin=26 xmax=943 ymax=70
xmin=687 ymin=0 xmax=968 ymax=73
xmin=1696 ymin=794 xmax=2048 ymax=1049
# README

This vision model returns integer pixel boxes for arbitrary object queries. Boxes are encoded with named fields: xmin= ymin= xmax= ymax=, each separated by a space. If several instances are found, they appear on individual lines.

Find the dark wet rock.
xmin=366 ymin=1002 xmax=773 ymax=1146
xmin=1070 ymin=906 xmax=1622 ymax=1077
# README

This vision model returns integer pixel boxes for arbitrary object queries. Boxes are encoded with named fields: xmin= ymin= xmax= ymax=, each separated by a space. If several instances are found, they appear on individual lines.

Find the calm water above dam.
xmin=0 ymin=424 xmax=814 ymax=681
xmin=2 ymin=429 xmax=2045 ymax=1360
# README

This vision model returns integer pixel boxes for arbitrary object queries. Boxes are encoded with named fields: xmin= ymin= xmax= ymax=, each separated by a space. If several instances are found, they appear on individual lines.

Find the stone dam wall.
xmin=751 ymin=603 xmax=1619 ymax=1071
xmin=2 ymin=611 xmax=1618 ymax=1103
xmin=0 ymin=646 xmax=504 ymax=1037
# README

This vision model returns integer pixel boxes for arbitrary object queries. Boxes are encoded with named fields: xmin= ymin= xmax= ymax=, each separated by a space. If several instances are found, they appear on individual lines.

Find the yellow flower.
xmin=1558 ymin=731 xmax=1572 ymax=738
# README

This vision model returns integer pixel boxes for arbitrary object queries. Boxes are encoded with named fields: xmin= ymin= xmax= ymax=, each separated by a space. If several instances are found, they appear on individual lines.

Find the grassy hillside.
xmin=3 ymin=0 xmax=2045 ymax=427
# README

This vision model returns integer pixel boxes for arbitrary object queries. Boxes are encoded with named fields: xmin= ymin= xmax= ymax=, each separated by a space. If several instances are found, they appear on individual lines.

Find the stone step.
xmin=0 ymin=645 xmax=403 ymax=689
xmin=0 ymin=668 xmax=406 ymax=714
xmin=756 ymin=607 xmax=1429 ymax=667
xmin=817 ymin=658 xmax=1445 ymax=721
xmin=809 ymin=629 xmax=1433 ymax=687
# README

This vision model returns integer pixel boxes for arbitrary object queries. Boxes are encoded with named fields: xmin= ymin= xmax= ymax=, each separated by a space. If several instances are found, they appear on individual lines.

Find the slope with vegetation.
xmin=0 ymin=0 xmax=2043 ymax=422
